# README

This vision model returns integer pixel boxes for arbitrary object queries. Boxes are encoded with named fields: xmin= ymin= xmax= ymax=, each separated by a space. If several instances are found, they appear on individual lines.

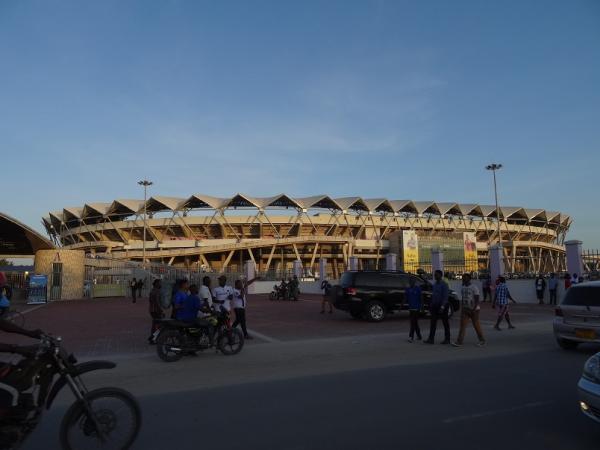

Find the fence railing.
xmin=583 ymin=249 xmax=600 ymax=274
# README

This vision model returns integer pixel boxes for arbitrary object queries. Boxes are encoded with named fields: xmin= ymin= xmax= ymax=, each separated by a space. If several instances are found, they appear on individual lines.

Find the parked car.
xmin=331 ymin=271 xmax=460 ymax=322
xmin=578 ymin=351 xmax=600 ymax=423
xmin=553 ymin=281 xmax=600 ymax=350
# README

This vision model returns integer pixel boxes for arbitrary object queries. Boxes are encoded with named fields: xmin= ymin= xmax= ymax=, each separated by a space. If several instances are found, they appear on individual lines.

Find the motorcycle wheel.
xmin=156 ymin=329 xmax=184 ymax=362
xmin=269 ymin=292 xmax=276 ymax=301
xmin=59 ymin=387 xmax=141 ymax=450
xmin=217 ymin=328 xmax=244 ymax=355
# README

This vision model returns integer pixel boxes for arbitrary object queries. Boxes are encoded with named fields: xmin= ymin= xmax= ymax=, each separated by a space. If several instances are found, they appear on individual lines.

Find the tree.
xmin=0 ymin=259 xmax=14 ymax=267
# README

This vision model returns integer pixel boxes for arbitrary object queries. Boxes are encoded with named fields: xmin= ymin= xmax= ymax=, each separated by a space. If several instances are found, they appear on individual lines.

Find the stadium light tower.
xmin=138 ymin=179 xmax=153 ymax=268
xmin=485 ymin=164 xmax=502 ymax=244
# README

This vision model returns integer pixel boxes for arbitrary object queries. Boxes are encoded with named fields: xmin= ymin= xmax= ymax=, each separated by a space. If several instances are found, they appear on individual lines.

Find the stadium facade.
xmin=42 ymin=194 xmax=571 ymax=277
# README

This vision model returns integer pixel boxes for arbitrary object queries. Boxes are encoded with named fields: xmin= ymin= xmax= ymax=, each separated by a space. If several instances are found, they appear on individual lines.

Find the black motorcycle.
xmin=0 ymin=335 xmax=141 ymax=450
xmin=155 ymin=311 xmax=244 ymax=362
xmin=269 ymin=284 xmax=289 ymax=301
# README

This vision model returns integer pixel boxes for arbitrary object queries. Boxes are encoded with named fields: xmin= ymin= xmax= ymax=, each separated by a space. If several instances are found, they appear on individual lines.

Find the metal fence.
xmin=84 ymin=256 xmax=247 ymax=299
xmin=583 ymin=249 xmax=600 ymax=273
xmin=401 ymin=258 xmax=482 ymax=278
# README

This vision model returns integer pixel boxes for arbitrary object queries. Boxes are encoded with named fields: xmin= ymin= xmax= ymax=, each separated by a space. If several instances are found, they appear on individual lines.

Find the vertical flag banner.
xmin=402 ymin=230 xmax=419 ymax=270
xmin=463 ymin=232 xmax=478 ymax=272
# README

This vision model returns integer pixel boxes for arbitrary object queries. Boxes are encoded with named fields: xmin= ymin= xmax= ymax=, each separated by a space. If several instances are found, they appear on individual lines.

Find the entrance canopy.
xmin=0 ymin=212 xmax=54 ymax=257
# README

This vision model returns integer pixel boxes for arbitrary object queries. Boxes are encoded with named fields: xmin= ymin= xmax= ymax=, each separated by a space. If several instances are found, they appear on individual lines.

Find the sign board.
xmin=402 ymin=230 xmax=419 ymax=270
xmin=463 ymin=232 xmax=478 ymax=272
xmin=27 ymin=274 xmax=48 ymax=304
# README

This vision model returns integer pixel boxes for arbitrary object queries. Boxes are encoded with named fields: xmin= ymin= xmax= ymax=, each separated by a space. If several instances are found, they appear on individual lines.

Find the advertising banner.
xmin=27 ymin=274 xmax=48 ymax=304
xmin=402 ymin=230 xmax=419 ymax=270
xmin=463 ymin=232 xmax=478 ymax=272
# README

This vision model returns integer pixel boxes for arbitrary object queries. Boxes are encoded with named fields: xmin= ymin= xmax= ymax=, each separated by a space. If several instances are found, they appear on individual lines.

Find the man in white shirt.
xmin=452 ymin=273 xmax=486 ymax=347
xmin=232 ymin=277 xmax=258 ymax=340
xmin=212 ymin=275 xmax=234 ymax=313
xmin=198 ymin=276 xmax=213 ymax=318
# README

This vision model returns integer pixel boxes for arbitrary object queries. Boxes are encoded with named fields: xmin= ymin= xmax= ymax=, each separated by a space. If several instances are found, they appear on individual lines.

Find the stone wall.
xmin=34 ymin=249 xmax=85 ymax=300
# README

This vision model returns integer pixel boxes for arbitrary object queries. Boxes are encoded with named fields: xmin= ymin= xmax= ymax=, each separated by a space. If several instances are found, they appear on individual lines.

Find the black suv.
xmin=332 ymin=271 xmax=460 ymax=322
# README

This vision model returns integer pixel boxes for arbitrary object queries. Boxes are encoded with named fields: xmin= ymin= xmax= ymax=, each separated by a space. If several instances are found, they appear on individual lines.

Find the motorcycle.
xmin=269 ymin=284 xmax=289 ymax=301
xmin=0 ymin=335 xmax=141 ymax=450
xmin=155 ymin=310 xmax=244 ymax=362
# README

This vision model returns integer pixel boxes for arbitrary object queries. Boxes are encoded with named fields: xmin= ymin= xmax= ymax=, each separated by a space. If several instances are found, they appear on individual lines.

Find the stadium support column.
xmin=349 ymin=256 xmax=358 ymax=271
xmin=565 ymin=240 xmax=584 ymax=277
xmin=319 ymin=258 xmax=327 ymax=281
xmin=489 ymin=244 xmax=505 ymax=281
xmin=431 ymin=249 xmax=444 ymax=274
xmin=386 ymin=253 xmax=397 ymax=271
xmin=244 ymin=260 xmax=256 ymax=294
xmin=293 ymin=260 xmax=303 ymax=279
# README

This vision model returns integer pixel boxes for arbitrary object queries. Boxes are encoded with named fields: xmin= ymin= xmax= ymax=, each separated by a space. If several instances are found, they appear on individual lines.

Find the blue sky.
xmin=1 ymin=0 xmax=599 ymax=246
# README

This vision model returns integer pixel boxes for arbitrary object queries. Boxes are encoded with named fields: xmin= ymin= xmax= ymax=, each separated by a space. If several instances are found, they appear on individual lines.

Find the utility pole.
xmin=485 ymin=164 xmax=503 ymax=244
xmin=138 ymin=179 xmax=153 ymax=268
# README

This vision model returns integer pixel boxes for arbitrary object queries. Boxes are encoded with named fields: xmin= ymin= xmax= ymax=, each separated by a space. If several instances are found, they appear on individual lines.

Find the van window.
xmin=380 ymin=274 xmax=409 ymax=289
xmin=340 ymin=272 xmax=355 ymax=288
xmin=355 ymin=273 xmax=384 ymax=288
xmin=562 ymin=286 xmax=600 ymax=307
xmin=410 ymin=276 xmax=429 ymax=290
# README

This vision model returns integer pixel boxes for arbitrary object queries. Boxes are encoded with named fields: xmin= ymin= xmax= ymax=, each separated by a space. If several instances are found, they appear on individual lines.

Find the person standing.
xmin=482 ymin=275 xmax=492 ymax=302
xmin=148 ymin=279 xmax=164 ymax=344
xmin=424 ymin=270 xmax=450 ymax=345
xmin=289 ymin=275 xmax=300 ymax=301
xmin=406 ymin=277 xmax=422 ymax=343
xmin=535 ymin=274 xmax=546 ymax=305
xmin=198 ymin=276 xmax=214 ymax=317
xmin=232 ymin=277 xmax=258 ymax=340
xmin=548 ymin=273 xmax=558 ymax=305
xmin=212 ymin=275 xmax=234 ymax=314
xmin=572 ymin=273 xmax=580 ymax=285
xmin=136 ymin=278 xmax=144 ymax=299
xmin=320 ymin=279 xmax=333 ymax=314
xmin=130 ymin=278 xmax=137 ymax=303
xmin=564 ymin=273 xmax=572 ymax=290
xmin=492 ymin=276 xmax=516 ymax=330
xmin=452 ymin=273 xmax=485 ymax=347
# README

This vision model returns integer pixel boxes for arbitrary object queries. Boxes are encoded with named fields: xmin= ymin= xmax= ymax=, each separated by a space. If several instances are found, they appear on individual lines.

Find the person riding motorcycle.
xmin=173 ymin=284 xmax=216 ymax=346
xmin=0 ymin=318 xmax=44 ymax=422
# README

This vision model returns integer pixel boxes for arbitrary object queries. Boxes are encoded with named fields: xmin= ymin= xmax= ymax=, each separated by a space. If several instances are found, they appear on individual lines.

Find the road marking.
xmin=247 ymin=329 xmax=282 ymax=344
xmin=442 ymin=401 xmax=553 ymax=424
xmin=20 ymin=304 xmax=47 ymax=315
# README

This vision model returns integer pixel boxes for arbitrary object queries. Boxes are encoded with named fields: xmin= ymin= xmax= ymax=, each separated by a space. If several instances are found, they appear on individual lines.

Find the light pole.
xmin=138 ymin=179 xmax=153 ymax=268
xmin=485 ymin=164 xmax=502 ymax=244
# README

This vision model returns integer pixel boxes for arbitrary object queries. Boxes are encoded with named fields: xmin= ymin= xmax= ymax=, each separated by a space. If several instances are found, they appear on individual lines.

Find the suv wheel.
xmin=350 ymin=310 xmax=363 ymax=320
xmin=365 ymin=301 xmax=386 ymax=322
xmin=557 ymin=338 xmax=578 ymax=350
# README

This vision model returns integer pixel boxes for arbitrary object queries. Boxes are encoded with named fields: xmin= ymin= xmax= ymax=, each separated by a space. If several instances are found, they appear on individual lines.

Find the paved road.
xmin=23 ymin=319 xmax=600 ymax=450
xmin=5 ymin=294 xmax=557 ymax=358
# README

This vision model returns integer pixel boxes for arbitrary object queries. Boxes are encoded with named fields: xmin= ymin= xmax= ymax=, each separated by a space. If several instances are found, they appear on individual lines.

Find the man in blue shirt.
xmin=173 ymin=280 xmax=200 ymax=323
xmin=406 ymin=277 xmax=422 ymax=343
xmin=492 ymin=276 xmax=516 ymax=330
xmin=424 ymin=270 xmax=451 ymax=345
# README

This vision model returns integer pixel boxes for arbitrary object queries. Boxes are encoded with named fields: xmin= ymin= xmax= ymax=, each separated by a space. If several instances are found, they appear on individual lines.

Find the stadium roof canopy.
xmin=1 ymin=212 xmax=54 ymax=256
xmin=45 ymin=194 xmax=571 ymax=227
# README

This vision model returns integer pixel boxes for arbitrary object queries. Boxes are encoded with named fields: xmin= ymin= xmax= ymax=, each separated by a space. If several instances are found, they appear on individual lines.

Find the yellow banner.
xmin=402 ymin=230 xmax=419 ymax=270
xmin=463 ymin=232 xmax=478 ymax=272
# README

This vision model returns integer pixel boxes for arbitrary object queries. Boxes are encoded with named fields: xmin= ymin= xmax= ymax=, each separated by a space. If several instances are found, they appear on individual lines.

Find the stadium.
xmin=42 ymin=194 xmax=571 ymax=277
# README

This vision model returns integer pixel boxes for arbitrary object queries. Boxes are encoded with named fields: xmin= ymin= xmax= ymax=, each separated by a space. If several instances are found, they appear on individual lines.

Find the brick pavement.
xmin=1 ymin=294 xmax=556 ymax=358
